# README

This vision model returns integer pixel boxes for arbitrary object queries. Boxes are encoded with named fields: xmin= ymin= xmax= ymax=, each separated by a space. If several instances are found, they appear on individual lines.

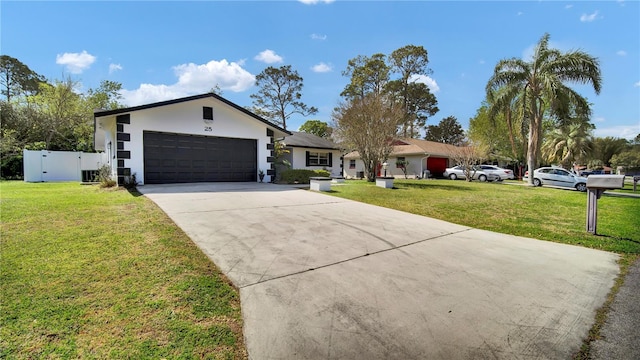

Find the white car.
xmin=478 ymin=165 xmax=515 ymax=180
xmin=523 ymin=167 xmax=588 ymax=192
xmin=443 ymin=165 xmax=499 ymax=182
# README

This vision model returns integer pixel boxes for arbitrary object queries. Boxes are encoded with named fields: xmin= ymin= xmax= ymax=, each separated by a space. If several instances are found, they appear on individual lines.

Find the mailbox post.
xmin=585 ymin=175 xmax=625 ymax=234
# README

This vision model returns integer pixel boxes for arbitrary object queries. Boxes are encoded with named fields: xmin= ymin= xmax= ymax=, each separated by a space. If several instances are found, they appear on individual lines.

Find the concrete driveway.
xmin=139 ymin=182 xmax=619 ymax=359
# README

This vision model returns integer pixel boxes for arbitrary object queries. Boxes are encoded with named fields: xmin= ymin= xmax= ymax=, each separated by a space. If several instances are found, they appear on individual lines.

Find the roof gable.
xmin=93 ymin=93 xmax=291 ymax=135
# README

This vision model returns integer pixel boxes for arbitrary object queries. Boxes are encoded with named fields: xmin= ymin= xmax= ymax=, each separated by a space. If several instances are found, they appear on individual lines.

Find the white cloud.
xmin=56 ymin=50 xmax=96 ymax=74
xmin=634 ymin=81 xmax=640 ymax=87
xmin=580 ymin=10 xmax=599 ymax=22
xmin=311 ymin=62 xmax=332 ymax=73
xmin=565 ymin=5 xmax=573 ymax=9
xmin=410 ymin=74 xmax=440 ymax=93
xmin=311 ymin=33 xmax=327 ymax=40
xmin=109 ymin=63 xmax=123 ymax=74
xmin=616 ymin=50 xmax=627 ymax=56
xmin=298 ymin=0 xmax=335 ymax=4
xmin=120 ymin=59 xmax=255 ymax=106
xmin=254 ymin=49 xmax=283 ymax=64
xmin=592 ymin=116 xmax=606 ymax=123
xmin=594 ymin=124 xmax=640 ymax=140
xmin=517 ymin=11 xmax=523 ymax=16
xmin=479 ymin=59 xmax=485 ymax=65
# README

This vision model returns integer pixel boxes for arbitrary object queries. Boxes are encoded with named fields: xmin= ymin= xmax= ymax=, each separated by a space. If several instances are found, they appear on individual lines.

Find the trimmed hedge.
xmin=279 ymin=169 xmax=331 ymax=184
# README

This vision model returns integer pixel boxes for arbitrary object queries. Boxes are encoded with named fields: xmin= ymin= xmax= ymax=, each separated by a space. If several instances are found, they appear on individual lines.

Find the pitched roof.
xmin=281 ymin=131 xmax=340 ymax=150
xmin=93 ymin=93 xmax=291 ymax=135
xmin=344 ymin=138 xmax=464 ymax=158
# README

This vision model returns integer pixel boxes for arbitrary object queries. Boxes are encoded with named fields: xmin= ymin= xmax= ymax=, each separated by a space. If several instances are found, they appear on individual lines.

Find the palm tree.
xmin=542 ymin=120 xmax=594 ymax=168
xmin=486 ymin=33 xmax=601 ymax=185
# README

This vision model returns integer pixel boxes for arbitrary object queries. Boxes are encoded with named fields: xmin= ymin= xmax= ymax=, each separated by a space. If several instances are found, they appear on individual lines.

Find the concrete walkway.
xmin=139 ymin=182 xmax=619 ymax=360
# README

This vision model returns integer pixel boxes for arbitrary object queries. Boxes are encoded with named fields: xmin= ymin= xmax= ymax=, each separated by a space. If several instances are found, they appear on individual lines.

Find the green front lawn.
xmin=0 ymin=182 xmax=246 ymax=359
xmin=329 ymin=179 xmax=640 ymax=254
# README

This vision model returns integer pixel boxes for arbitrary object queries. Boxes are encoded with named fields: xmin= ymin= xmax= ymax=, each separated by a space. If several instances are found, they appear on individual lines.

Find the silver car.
xmin=478 ymin=165 xmax=515 ymax=180
xmin=443 ymin=165 xmax=499 ymax=182
xmin=523 ymin=167 xmax=588 ymax=191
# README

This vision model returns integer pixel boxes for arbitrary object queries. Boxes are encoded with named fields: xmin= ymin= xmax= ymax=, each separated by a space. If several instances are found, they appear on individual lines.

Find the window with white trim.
xmin=306 ymin=151 xmax=332 ymax=166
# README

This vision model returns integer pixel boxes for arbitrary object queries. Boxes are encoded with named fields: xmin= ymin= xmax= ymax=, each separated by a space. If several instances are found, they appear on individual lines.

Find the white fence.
xmin=23 ymin=150 xmax=108 ymax=182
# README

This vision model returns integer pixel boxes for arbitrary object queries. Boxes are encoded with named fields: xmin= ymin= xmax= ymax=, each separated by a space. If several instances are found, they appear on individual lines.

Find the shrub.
xmin=279 ymin=169 xmax=330 ymax=184
xmin=94 ymin=165 xmax=116 ymax=188
xmin=0 ymin=154 xmax=23 ymax=180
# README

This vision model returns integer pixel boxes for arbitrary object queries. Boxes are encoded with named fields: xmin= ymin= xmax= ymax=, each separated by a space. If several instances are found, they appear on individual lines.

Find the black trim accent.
xmin=117 ymin=160 xmax=125 ymax=167
xmin=306 ymin=151 xmax=310 ymax=167
xmin=267 ymin=169 xmax=275 ymax=176
xmin=270 ymin=163 xmax=275 ymax=169
xmin=117 ymin=142 xmax=124 ymax=150
xmin=266 ymin=143 xmax=274 ymax=150
xmin=117 ymin=123 xmax=124 ymax=132
xmin=203 ymin=106 xmax=213 ymax=120
xmin=93 ymin=93 xmax=291 ymax=135
xmin=117 ymin=168 xmax=131 ymax=176
xmin=116 ymin=114 xmax=130 ymax=124
xmin=267 ymin=156 xmax=275 ymax=163
xmin=117 ymin=133 xmax=130 ymax=141
xmin=118 ymin=176 xmax=125 ymax=184
xmin=266 ymin=129 xmax=274 ymax=137
xmin=117 ymin=151 xmax=130 ymax=159
xmin=328 ymin=153 xmax=333 ymax=167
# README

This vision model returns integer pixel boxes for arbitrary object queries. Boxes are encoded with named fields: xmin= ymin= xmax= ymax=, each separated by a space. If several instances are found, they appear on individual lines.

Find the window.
xmin=349 ymin=159 xmax=356 ymax=169
xmin=203 ymin=106 xmax=213 ymax=120
xmin=306 ymin=151 xmax=332 ymax=166
xmin=396 ymin=157 xmax=406 ymax=168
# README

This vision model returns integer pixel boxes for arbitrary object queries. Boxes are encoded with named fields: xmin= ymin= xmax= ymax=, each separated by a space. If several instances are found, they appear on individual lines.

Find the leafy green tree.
xmin=386 ymin=45 xmax=439 ymax=137
xmin=250 ymin=65 xmax=317 ymax=130
xmin=0 ymin=55 xmax=47 ymax=101
xmin=86 ymin=80 xmax=124 ymax=110
xmin=299 ymin=120 xmax=332 ymax=138
xmin=486 ymin=33 xmax=601 ymax=185
xmin=332 ymin=92 xmax=403 ymax=182
xmin=341 ymin=46 xmax=439 ymax=138
xmin=610 ymin=150 xmax=640 ymax=169
xmin=589 ymin=136 xmax=629 ymax=167
xmin=468 ymin=104 xmax=525 ymax=164
xmin=424 ymin=116 xmax=465 ymax=145
xmin=541 ymin=119 xmax=594 ymax=168
xmin=341 ymin=54 xmax=390 ymax=99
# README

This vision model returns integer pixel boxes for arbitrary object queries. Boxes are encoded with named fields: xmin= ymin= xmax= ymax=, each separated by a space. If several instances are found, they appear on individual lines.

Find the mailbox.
xmin=586 ymin=175 xmax=625 ymax=189
xmin=585 ymin=175 xmax=625 ymax=234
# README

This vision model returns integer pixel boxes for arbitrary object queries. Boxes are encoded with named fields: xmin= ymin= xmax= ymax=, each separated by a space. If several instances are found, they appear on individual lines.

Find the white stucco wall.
xmin=97 ymin=97 xmax=279 ymax=185
xmin=290 ymin=147 xmax=343 ymax=176
xmin=343 ymin=156 xmax=434 ymax=179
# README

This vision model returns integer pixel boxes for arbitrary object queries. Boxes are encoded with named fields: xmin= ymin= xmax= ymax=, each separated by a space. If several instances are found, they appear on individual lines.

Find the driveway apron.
xmin=139 ymin=182 xmax=619 ymax=360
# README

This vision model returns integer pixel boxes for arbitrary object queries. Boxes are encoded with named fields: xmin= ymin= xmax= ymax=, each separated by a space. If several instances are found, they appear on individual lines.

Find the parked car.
xmin=477 ymin=165 xmax=515 ymax=180
xmin=443 ymin=165 xmax=499 ymax=182
xmin=523 ymin=167 xmax=588 ymax=191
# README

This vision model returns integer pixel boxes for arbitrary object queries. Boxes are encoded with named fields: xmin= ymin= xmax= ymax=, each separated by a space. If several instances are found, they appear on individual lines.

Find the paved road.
xmin=139 ymin=182 xmax=619 ymax=360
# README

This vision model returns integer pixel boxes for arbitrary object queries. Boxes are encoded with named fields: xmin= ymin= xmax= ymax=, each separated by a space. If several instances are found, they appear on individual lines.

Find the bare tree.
xmin=449 ymin=141 xmax=489 ymax=182
xmin=332 ymin=92 xmax=402 ymax=181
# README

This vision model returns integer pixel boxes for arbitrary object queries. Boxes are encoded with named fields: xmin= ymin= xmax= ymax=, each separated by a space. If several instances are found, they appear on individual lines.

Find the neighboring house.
xmin=280 ymin=131 xmax=343 ymax=176
xmin=94 ymin=93 xmax=290 ymax=185
xmin=343 ymin=138 xmax=462 ymax=179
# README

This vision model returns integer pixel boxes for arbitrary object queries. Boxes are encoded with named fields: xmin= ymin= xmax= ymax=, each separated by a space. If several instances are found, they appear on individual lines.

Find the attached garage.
xmin=143 ymin=131 xmax=257 ymax=184
xmin=427 ymin=157 xmax=448 ymax=178
xmin=93 ymin=93 xmax=290 ymax=185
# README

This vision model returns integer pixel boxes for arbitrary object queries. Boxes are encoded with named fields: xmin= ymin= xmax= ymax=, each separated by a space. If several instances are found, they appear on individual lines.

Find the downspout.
xmin=420 ymin=153 xmax=430 ymax=178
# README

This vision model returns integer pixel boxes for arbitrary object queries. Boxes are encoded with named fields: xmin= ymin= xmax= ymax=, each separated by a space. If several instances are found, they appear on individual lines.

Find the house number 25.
xmin=204 ymin=126 xmax=212 ymax=132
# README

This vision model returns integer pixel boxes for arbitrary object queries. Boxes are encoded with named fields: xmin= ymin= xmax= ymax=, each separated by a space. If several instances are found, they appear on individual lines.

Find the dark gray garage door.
xmin=143 ymin=131 xmax=257 ymax=184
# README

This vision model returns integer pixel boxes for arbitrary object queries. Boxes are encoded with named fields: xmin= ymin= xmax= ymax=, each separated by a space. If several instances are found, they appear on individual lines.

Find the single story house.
xmin=94 ymin=93 xmax=290 ymax=185
xmin=280 ymin=131 xmax=343 ymax=176
xmin=343 ymin=138 xmax=462 ymax=179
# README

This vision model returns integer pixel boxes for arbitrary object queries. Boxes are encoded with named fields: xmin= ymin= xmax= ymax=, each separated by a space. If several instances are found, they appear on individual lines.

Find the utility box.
xmin=586 ymin=175 xmax=625 ymax=234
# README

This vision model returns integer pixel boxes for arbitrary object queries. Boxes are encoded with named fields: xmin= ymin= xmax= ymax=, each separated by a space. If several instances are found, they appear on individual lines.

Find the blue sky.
xmin=2 ymin=0 xmax=639 ymax=139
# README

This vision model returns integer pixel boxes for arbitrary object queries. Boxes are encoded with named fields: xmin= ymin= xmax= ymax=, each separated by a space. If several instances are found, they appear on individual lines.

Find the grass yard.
xmin=328 ymin=179 xmax=640 ymax=254
xmin=0 ymin=182 xmax=246 ymax=359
